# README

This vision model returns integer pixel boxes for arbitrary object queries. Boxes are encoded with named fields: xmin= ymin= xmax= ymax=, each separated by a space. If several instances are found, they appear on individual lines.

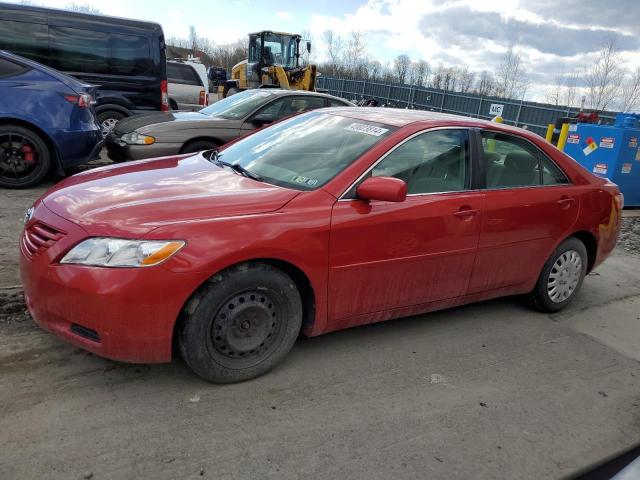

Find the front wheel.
xmin=528 ymin=237 xmax=588 ymax=313
xmin=179 ymin=263 xmax=303 ymax=383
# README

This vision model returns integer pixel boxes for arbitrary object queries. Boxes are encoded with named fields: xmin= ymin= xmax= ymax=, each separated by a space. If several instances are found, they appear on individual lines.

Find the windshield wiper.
xmin=206 ymin=150 xmax=263 ymax=182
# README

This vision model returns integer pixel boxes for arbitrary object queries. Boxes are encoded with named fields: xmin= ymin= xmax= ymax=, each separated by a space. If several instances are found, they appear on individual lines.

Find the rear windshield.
xmin=216 ymin=111 xmax=395 ymax=191
xmin=200 ymin=90 xmax=275 ymax=119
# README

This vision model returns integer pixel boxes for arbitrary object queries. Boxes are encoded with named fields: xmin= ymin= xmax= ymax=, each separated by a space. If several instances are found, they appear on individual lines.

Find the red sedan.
xmin=20 ymin=108 xmax=622 ymax=383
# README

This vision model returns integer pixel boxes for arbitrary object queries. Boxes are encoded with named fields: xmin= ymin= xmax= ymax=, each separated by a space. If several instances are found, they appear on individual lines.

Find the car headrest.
xmin=504 ymin=152 xmax=537 ymax=172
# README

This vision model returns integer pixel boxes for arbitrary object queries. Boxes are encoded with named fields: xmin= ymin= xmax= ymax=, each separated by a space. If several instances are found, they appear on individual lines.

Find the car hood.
xmin=114 ymin=111 xmax=236 ymax=135
xmin=42 ymin=154 xmax=300 ymax=237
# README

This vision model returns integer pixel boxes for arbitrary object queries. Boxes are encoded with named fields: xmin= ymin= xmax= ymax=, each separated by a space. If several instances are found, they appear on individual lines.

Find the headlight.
xmin=121 ymin=132 xmax=155 ymax=145
xmin=60 ymin=238 xmax=185 ymax=267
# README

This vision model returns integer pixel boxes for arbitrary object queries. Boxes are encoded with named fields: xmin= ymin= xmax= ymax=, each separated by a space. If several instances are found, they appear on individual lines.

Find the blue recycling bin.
xmin=563 ymin=114 xmax=640 ymax=206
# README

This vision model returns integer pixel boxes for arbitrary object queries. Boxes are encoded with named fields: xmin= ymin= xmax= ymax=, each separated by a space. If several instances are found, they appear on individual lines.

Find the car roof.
xmin=246 ymin=89 xmax=351 ymax=103
xmin=321 ymin=107 xmax=531 ymax=134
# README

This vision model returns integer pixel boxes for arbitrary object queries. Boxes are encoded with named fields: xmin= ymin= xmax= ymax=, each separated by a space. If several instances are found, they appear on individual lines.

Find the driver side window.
xmin=372 ymin=129 xmax=469 ymax=194
xmin=254 ymin=96 xmax=326 ymax=122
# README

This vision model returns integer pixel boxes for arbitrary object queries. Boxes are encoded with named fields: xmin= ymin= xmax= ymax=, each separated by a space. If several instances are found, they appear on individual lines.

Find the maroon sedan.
xmin=20 ymin=109 xmax=622 ymax=383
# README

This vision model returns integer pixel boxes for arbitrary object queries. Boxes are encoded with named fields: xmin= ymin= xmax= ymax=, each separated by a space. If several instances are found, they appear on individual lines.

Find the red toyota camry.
xmin=20 ymin=108 xmax=622 ymax=383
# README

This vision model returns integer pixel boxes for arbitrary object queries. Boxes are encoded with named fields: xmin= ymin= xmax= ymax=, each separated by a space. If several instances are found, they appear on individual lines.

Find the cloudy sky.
xmin=13 ymin=0 xmax=640 ymax=100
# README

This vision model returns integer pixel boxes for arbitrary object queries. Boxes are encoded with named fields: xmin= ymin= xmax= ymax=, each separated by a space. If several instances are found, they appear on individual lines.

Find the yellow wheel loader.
xmin=218 ymin=31 xmax=317 ymax=99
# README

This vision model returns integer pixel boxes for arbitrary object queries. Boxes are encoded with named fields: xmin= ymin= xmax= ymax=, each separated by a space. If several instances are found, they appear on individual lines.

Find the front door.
xmin=328 ymin=128 xmax=483 ymax=322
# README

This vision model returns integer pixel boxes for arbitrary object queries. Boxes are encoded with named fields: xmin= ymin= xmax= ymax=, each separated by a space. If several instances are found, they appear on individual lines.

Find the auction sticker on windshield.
xmin=345 ymin=123 xmax=389 ymax=136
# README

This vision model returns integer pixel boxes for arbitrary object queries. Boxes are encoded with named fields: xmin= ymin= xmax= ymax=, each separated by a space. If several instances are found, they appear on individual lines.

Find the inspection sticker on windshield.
xmin=292 ymin=175 xmax=318 ymax=186
xmin=345 ymin=123 xmax=389 ymax=136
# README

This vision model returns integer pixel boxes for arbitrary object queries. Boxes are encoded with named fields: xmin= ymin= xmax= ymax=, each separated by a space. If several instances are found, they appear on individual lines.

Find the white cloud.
xmin=276 ymin=11 xmax=293 ymax=20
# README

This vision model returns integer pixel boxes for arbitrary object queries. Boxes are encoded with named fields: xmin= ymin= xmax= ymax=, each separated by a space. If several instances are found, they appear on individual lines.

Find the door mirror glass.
xmin=251 ymin=113 xmax=275 ymax=126
xmin=356 ymin=176 xmax=407 ymax=202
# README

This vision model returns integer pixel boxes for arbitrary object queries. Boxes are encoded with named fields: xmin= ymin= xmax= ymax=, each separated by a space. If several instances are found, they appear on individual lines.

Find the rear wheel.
xmin=179 ymin=263 xmax=303 ymax=383
xmin=97 ymin=110 xmax=126 ymax=137
xmin=0 ymin=125 xmax=50 ymax=188
xmin=180 ymin=139 xmax=219 ymax=154
xmin=528 ymin=237 xmax=588 ymax=312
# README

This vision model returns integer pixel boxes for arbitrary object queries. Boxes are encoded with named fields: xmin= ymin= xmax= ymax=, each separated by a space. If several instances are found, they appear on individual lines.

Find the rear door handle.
xmin=557 ymin=196 xmax=575 ymax=209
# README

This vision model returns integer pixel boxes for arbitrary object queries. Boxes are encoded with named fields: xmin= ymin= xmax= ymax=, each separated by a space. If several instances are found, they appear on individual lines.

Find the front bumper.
xmin=105 ymin=133 xmax=182 ymax=162
xmin=19 ymin=203 xmax=205 ymax=363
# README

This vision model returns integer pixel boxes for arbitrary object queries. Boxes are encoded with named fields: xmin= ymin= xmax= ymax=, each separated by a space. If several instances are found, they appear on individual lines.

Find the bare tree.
xmin=457 ymin=65 xmax=475 ymax=93
xmin=545 ymin=72 xmax=564 ymax=106
xmin=188 ymin=26 xmax=198 ymax=55
xmin=475 ymin=70 xmax=495 ymax=96
xmin=620 ymin=66 xmax=640 ymax=112
xmin=393 ymin=54 xmax=411 ymax=84
xmin=409 ymin=60 xmax=430 ymax=87
xmin=366 ymin=59 xmax=383 ymax=81
xmin=300 ymin=30 xmax=314 ymax=66
xmin=495 ymin=45 xmax=527 ymax=99
xmin=585 ymin=39 xmax=625 ymax=111
xmin=322 ymin=30 xmax=343 ymax=76
xmin=65 ymin=3 xmax=101 ymax=14
xmin=343 ymin=31 xmax=367 ymax=78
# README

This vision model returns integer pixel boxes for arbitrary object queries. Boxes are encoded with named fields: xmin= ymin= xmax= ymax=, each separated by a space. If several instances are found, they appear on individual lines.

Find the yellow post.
xmin=556 ymin=122 xmax=570 ymax=151
xmin=545 ymin=123 xmax=554 ymax=143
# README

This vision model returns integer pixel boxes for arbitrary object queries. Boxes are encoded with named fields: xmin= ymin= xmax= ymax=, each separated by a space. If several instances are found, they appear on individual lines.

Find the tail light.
xmin=614 ymin=192 xmax=624 ymax=210
xmin=64 ymin=93 xmax=94 ymax=108
xmin=199 ymin=89 xmax=207 ymax=106
xmin=160 ymin=80 xmax=169 ymax=112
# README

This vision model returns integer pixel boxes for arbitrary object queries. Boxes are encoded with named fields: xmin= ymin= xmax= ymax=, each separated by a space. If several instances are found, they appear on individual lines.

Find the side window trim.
xmin=479 ymin=129 xmax=572 ymax=190
xmin=339 ymin=126 xmax=473 ymax=200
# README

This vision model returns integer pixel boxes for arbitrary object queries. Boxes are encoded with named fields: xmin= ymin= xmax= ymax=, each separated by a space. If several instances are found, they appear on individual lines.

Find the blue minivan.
xmin=0 ymin=50 xmax=102 ymax=188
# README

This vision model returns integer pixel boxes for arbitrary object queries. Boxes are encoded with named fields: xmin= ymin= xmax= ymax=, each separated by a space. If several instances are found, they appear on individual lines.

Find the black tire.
xmin=528 ymin=237 xmax=588 ymax=313
xmin=179 ymin=263 xmax=303 ymax=383
xmin=97 ymin=110 xmax=126 ymax=137
xmin=227 ymin=87 xmax=240 ymax=97
xmin=181 ymin=139 xmax=220 ymax=154
xmin=0 ymin=125 xmax=51 ymax=189
xmin=169 ymin=99 xmax=179 ymax=111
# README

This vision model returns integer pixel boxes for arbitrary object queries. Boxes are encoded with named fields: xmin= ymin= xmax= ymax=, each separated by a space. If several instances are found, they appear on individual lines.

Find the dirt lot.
xmin=1 ymin=164 xmax=640 ymax=479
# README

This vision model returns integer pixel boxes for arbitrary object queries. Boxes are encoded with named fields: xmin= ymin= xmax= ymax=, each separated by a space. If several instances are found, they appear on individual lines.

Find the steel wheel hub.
xmin=547 ymin=249 xmax=582 ymax=303
xmin=211 ymin=292 xmax=279 ymax=359
xmin=101 ymin=118 xmax=118 ymax=136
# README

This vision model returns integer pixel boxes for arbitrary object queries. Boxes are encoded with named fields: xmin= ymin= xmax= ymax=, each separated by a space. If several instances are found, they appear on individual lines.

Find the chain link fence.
xmin=317 ymin=76 xmax=618 ymax=137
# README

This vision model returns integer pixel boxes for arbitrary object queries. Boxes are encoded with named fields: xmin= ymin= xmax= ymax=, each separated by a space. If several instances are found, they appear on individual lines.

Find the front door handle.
xmin=453 ymin=206 xmax=479 ymax=220
xmin=557 ymin=196 xmax=575 ymax=209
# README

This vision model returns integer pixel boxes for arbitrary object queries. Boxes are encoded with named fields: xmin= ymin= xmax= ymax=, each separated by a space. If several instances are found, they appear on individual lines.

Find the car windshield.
xmin=215 ymin=111 xmax=395 ymax=191
xmin=199 ymin=90 xmax=275 ymax=120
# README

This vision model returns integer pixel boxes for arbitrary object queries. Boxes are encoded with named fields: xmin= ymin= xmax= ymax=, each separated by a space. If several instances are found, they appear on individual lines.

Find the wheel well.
xmin=95 ymin=103 xmax=131 ymax=117
xmin=171 ymin=259 xmax=316 ymax=357
xmin=179 ymin=137 xmax=223 ymax=153
xmin=169 ymin=98 xmax=178 ymax=110
xmin=571 ymin=231 xmax=597 ymax=272
xmin=0 ymin=118 xmax=61 ymax=174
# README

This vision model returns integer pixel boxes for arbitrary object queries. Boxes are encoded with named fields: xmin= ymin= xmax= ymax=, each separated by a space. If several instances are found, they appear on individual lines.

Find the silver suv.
xmin=166 ymin=61 xmax=206 ymax=111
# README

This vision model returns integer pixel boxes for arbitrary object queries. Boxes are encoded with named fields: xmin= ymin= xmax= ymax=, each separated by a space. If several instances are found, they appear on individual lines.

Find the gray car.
xmin=105 ymin=89 xmax=352 ymax=162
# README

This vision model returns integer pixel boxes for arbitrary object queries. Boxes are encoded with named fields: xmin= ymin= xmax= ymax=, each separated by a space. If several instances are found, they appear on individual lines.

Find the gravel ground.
xmin=618 ymin=217 xmax=640 ymax=256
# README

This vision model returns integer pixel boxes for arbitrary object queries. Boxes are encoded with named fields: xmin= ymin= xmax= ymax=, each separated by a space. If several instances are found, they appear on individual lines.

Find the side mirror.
xmin=251 ymin=113 xmax=275 ymax=127
xmin=306 ymin=41 xmax=312 ymax=53
xmin=356 ymin=176 xmax=407 ymax=203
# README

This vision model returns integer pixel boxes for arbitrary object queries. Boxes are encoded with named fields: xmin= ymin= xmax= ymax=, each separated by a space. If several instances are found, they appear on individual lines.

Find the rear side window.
xmin=0 ymin=19 xmax=48 ymax=64
xmin=111 ymin=34 xmax=152 ymax=75
xmin=481 ymin=131 xmax=570 ymax=188
xmin=167 ymin=63 xmax=202 ymax=86
xmin=0 ymin=58 xmax=28 ymax=78
xmin=50 ymin=26 xmax=110 ymax=74
xmin=49 ymin=26 xmax=152 ymax=76
xmin=329 ymin=99 xmax=349 ymax=107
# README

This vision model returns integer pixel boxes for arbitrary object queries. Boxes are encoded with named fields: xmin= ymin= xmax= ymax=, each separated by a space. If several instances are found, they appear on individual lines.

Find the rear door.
xmin=468 ymin=130 xmax=579 ymax=293
xmin=328 ymin=128 xmax=484 ymax=322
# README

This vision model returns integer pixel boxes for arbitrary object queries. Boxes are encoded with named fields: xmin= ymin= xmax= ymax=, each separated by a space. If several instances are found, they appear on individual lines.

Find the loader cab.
xmin=247 ymin=31 xmax=301 ymax=87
